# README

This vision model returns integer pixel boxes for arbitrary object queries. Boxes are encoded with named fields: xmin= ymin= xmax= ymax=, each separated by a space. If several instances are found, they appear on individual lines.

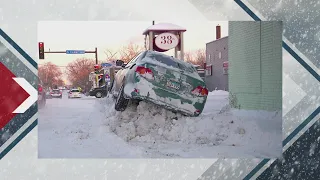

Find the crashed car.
xmin=111 ymin=50 xmax=208 ymax=117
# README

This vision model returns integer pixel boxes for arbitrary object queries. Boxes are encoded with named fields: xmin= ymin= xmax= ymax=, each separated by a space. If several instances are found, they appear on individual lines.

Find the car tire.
xmin=110 ymin=81 xmax=117 ymax=101
xmin=114 ymin=83 xmax=129 ymax=111
xmin=95 ymin=91 xmax=102 ymax=98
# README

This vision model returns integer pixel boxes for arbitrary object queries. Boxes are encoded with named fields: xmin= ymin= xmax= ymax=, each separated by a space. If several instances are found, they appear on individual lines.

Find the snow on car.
xmin=68 ymin=89 xmax=82 ymax=98
xmin=111 ymin=50 xmax=208 ymax=117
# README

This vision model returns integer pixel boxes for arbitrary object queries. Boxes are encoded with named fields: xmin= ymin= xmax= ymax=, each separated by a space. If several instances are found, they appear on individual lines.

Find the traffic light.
xmin=38 ymin=42 xmax=45 ymax=59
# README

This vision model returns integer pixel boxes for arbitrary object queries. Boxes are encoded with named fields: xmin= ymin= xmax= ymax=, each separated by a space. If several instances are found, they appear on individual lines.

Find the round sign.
xmin=154 ymin=32 xmax=179 ymax=50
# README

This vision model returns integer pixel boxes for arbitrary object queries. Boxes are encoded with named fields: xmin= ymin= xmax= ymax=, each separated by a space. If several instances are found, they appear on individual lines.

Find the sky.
xmin=37 ymin=21 xmax=229 ymax=82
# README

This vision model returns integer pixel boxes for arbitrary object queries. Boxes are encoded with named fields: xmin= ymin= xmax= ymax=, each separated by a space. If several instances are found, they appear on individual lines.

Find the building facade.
xmin=228 ymin=21 xmax=282 ymax=111
xmin=205 ymin=32 xmax=229 ymax=91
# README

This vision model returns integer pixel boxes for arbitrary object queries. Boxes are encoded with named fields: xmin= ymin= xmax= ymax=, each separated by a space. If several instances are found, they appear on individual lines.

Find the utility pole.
xmin=95 ymin=47 xmax=98 ymax=64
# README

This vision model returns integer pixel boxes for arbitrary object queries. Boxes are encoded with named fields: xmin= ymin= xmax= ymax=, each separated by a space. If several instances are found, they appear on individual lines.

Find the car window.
xmin=53 ymin=90 xmax=60 ymax=93
xmin=144 ymin=52 xmax=179 ymax=69
xmin=177 ymin=63 xmax=197 ymax=73
xmin=71 ymin=90 xmax=79 ymax=92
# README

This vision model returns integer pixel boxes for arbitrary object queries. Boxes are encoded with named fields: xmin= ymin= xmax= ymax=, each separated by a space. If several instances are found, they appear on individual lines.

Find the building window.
xmin=208 ymin=54 xmax=211 ymax=61
xmin=219 ymin=52 xmax=221 ymax=59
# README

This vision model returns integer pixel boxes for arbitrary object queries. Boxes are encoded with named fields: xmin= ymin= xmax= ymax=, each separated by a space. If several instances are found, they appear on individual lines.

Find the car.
xmin=89 ymin=85 xmax=108 ymax=98
xmin=50 ymin=89 xmax=62 ymax=98
xmin=110 ymin=50 xmax=209 ymax=117
xmin=68 ymin=89 xmax=82 ymax=98
xmin=38 ymin=81 xmax=46 ymax=109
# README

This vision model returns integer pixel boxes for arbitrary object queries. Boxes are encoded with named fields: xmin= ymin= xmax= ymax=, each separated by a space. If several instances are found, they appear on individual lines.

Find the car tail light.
xmin=135 ymin=66 xmax=154 ymax=80
xmin=191 ymin=86 xmax=208 ymax=96
xmin=195 ymin=109 xmax=201 ymax=115
xmin=38 ymin=85 xmax=43 ymax=93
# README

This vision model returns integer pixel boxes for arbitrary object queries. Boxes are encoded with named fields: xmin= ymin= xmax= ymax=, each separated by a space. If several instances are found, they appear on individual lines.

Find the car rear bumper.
xmin=124 ymin=81 xmax=206 ymax=117
xmin=69 ymin=95 xmax=81 ymax=98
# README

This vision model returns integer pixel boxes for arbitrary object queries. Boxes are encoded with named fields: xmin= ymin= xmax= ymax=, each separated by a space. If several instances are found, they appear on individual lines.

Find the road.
xmin=38 ymin=91 xmax=144 ymax=158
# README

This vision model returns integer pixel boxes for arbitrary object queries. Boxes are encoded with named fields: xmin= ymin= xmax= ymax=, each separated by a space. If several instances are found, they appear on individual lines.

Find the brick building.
xmin=205 ymin=28 xmax=229 ymax=91
xmin=228 ymin=21 xmax=282 ymax=111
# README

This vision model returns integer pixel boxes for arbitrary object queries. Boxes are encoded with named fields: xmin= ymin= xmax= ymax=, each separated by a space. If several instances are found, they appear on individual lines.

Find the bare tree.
xmin=104 ymin=49 xmax=118 ymax=62
xmin=65 ymin=58 xmax=95 ymax=92
xmin=38 ymin=62 xmax=64 ymax=88
xmin=184 ymin=51 xmax=194 ymax=64
xmin=193 ymin=49 xmax=206 ymax=66
xmin=118 ymin=42 xmax=144 ymax=63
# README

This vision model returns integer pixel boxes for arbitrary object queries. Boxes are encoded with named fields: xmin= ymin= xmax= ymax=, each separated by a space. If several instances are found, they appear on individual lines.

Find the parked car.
xmin=110 ymin=50 xmax=208 ymax=117
xmin=68 ymin=89 xmax=82 ymax=98
xmin=38 ymin=81 xmax=46 ymax=109
xmin=89 ymin=85 xmax=108 ymax=98
xmin=51 ymin=89 xmax=62 ymax=98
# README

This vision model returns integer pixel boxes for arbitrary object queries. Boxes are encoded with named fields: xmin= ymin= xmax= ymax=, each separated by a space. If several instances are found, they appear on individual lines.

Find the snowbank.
xmin=100 ymin=90 xmax=282 ymax=158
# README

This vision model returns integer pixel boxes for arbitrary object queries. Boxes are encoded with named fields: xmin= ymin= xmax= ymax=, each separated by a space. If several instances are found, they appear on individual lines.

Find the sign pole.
xmin=95 ymin=47 xmax=98 ymax=64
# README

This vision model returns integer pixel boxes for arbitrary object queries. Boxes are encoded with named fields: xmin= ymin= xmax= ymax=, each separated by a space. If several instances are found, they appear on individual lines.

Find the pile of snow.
xmin=99 ymin=90 xmax=282 ymax=158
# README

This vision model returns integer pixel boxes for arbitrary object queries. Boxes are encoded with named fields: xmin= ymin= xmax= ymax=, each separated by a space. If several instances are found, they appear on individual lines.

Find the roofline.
xmin=142 ymin=29 xmax=187 ymax=35
xmin=206 ymin=36 xmax=228 ymax=45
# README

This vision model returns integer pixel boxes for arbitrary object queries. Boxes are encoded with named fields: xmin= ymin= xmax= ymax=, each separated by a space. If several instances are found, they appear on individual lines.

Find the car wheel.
xmin=114 ymin=83 xmax=129 ymax=111
xmin=95 ymin=91 xmax=102 ymax=98
xmin=110 ymin=81 xmax=117 ymax=101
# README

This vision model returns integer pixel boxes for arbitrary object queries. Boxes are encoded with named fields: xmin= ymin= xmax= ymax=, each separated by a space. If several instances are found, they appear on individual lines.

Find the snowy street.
xmin=38 ymin=90 xmax=282 ymax=158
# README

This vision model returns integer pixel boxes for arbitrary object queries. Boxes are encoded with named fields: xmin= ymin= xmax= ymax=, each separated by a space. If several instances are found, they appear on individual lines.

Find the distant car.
xmin=89 ymin=85 xmax=108 ymax=98
xmin=68 ymin=89 xmax=82 ymax=98
xmin=38 ymin=81 xmax=46 ymax=109
xmin=51 ymin=89 xmax=62 ymax=98
xmin=111 ymin=50 xmax=208 ymax=117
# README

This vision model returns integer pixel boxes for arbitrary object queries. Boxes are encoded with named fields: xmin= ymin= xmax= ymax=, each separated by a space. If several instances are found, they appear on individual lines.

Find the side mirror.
xmin=122 ymin=63 xmax=127 ymax=68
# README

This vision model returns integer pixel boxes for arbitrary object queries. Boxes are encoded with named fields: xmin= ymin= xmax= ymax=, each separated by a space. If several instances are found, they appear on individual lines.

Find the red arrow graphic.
xmin=0 ymin=62 xmax=30 ymax=129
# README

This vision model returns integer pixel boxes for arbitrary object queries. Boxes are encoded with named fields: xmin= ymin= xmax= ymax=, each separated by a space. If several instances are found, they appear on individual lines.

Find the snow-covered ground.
xmin=38 ymin=90 xmax=282 ymax=158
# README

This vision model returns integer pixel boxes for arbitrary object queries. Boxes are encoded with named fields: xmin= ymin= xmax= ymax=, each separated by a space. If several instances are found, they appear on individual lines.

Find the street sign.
xmin=101 ymin=63 xmax=113 ymax=68
xmin=223 ymin=61 xmax=228 ymax=75
xmin=66 ymin=50 xmax=85 ymax=54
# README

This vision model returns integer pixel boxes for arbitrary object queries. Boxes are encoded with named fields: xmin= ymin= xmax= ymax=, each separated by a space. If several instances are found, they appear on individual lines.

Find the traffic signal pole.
xmin=38 ymin=42 xmax=99 ymax=64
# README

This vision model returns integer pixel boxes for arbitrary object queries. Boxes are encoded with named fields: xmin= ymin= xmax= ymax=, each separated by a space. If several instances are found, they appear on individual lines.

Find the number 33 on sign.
xmin=155 ymin=32 xmax=179 ymax=50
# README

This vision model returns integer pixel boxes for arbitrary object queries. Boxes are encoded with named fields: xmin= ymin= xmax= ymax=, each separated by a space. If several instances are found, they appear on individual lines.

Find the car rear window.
xmin=53 ymin=90 xmax=60 ymax=93
xmin=145 ymin=53 xmax=179 ymax=69
xmin=177 ymin=63 xmax=197 ymax=73
xmin=71 ymin=90 xmax=79 ymax=92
